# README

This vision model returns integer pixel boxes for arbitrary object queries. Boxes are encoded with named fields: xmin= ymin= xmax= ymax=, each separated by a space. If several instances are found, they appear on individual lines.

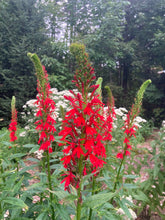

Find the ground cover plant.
xmin=1 ymin=43 xmax=164 ymax=220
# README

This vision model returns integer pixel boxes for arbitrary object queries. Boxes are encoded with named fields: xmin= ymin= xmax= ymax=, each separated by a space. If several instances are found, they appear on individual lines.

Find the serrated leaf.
xmin=123 ymin=174 xmax=139 ymax=179
xmin=62 ymin=194 xmax=77 ymax=205
xmin=26 ymin=157 xmax=40 ymax=163
xmin=51 ymin=190 xmax=70 ymax=199
xmin=36 ymin=212 xmax=48 ymax=220
xmin=9 ymin=153 xmax=26 ymax=159
xmin=27 ymin=182 xmax=46 ymax=190
xmin=0 ymin=132 xmax=7 ymax=138
xmin=23 ymin=144 xmax=39 ymax=148
xmin=2 ymin=141 xmax=11 ymax=146
xmin=3 ymin=197 xmax=28 ymax=210
xmin=13 ymin=218 xmax=32 ymax=220
xmin=123 ymin=183 xmax=138 ymax=189
xmin=19 ymin=164 xmax=37 ymax=174
xmin=29 ymin=146 xmax=40 ymax=153
xmin=56 ymin=204 xmax=72 ymax=220
xmin=83 ymin=191 xmax=117 ymax=208
xmin=12 ymin=176 xmax=24 ymax=194
xmin=133 ymin=191 xmax=149 ymax=203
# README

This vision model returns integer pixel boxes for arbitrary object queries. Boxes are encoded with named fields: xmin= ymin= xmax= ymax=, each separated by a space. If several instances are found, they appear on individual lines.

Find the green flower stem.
xmin=46 ymin=150 xmax=55 ymax=220
xmin=113 ymin=154 xmax=125 ymax=192
xmin=113 ymin=142 xmax=128 ymax=192
xmin=0 ymin=161 xmax=5 ymax=183
xmin=14 ymin=144 xmax=19 ymax=173
xmin=77 ymin=157 xmax=83 ymax=220
xmin=88 ymin=177 xmax=96 ymax=220
xmin=77 ymin=187 xmax=82 ymax=220
xmin=40 ymin=155 xmax=46 ymax=205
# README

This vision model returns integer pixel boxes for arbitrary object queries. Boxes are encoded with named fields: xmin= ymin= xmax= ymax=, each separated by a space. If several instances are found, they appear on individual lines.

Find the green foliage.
xmin=143 ymin=84 xmax=165 ymax=126
xmin=40 ymin=41 xmax=74 ymax=90
xmin=0 ymin=0 xmax=47 ymax=128
xmin=136 ymin=126 xmax=165 ymax=218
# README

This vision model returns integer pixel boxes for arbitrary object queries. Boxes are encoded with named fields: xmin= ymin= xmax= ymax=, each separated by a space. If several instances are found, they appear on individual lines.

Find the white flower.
xmin=128 ymin=208 xmax=137 ymax=219
xmin=134 ymin=122 xmax=142 ymax=128
xmin=26 ymin=99 xmax=36 ymax=107
xmin=119 ymin=107 xmax=128 ymax=113
xmin=134 ymin=116 xmax=146 ymax=123
xmin=125 ymin=195 xmax=133 ymax=204
xmin=162 ymin=120 xmax=165 ymax=127
xmin=19 ymin=131 xmax=26 ymax=137
xmin=122 ymin=115 xmax=127 ymax=121
xmin=4 ymin=210 xmax=9 ymax=218
xmin=117 ymin=208 xmax=137 ymax=220
xmin=58 ymin=118 xmax=63 ymax=122
xmin=115 ymin=108 xmax=124 ymax=116
xmin=34 ymin=150 xmax=44 ymax=160
xmin=50 ymin=88 xmax=58 ymax=94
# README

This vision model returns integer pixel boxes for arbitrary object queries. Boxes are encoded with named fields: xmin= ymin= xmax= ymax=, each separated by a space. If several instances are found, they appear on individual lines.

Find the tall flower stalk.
xmin=114 ymin=79 xmax=151 ymax=191
xmin=59 ymin=44 xmax=113 ymax=219
xmin=28 ymin=53 xmax=56 ymax=220
xmin=9 ymin=96 xmax=18 ymax=144
xmin=8 ymin=96 xmax=19 ymax=173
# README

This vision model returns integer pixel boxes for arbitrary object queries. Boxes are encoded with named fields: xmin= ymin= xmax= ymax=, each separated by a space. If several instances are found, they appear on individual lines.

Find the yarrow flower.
xmin=28 ymin=53 xmax=56 ymax=153
xmin=59 ymin=44 xmax=114 ymax=191
xmin=9 ymin=96 xmax=17 ymax=143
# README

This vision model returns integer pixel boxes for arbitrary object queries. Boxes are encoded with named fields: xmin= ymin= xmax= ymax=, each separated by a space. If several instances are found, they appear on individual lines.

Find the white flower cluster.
xmin=21 ymin=88 xmax=147 ymax=137
xmin=114 ymin=107 xmax=147 ymax=128
xmin=117 ymin=196 xmax=137 ymax=220
xmin=20 ymin=88 xmax=79 ymax=136
xmin=34 ymin=150 xmax=44 ymax=160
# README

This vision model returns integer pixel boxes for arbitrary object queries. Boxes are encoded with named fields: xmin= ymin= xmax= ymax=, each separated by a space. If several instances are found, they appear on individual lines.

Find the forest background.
xmin=0 ymin=0 xmax=165 ymax=128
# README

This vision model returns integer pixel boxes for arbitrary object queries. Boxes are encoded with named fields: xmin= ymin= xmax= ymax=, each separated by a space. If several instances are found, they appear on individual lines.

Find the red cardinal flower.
xmin=59 ymin=44 xmax=109 ymax=191
xmin=33 ymin=62 xmax=56 ymax=153
xmin=116 ymin=153 xmax=123 ymax=159
xmin=9 ymin=96 xmax=17 ymax=143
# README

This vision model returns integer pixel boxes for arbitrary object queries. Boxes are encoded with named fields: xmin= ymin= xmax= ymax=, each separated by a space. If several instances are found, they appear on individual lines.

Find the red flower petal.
xmin=116 ymin=153 xmax=123 ymax=159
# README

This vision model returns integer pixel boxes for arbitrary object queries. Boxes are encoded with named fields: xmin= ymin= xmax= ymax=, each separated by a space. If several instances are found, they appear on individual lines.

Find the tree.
xmin=119 ymin=0 xmax=165 ymax=123
xmin=0 ymin=0 xmax=47 ymax=128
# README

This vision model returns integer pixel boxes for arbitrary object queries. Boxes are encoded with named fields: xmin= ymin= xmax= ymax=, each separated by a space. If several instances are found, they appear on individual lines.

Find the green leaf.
xmin=19 ymin=164 xmax=38 ymax=174
xmin=123 ymin=174 xmax=139 ymax=179
xmin=0 ymin=132 xmax=7 ymax=138
xmin=3 ymin=197 xmax=28 ymax=210
xmin=56 ymin=204 xmax=72 ymax=220
xmin=123 ymin=183 xmax=138 ymax=189
xmin=26 ymin=182 xmax=46 ymax=194
xmin=132 ymin=191 xmax=149 ymax=203
xmin=51 ymin=190 xmax=70 ymax=199
xmin=9 ymin=153 xmax=26 ymax=160
xmin=13 ymin=218 xmax=32 ymax=220
xmin=36 ymin=212 xmax=49 ymax=220
xmin=83 ymin=191 xmax=117 ymax=208
xmin=23 ymin=144 xmax=39 ymax=148
xmin=118 ymin=199 xmax=132 ymax=219
xmin=26 ymin=157 xmax=40 ymax=163
xmin=29 ymin=145 xmax=40 ymax=153
xmin=2 ymin=141 xmax=12 ymax=146
xmin=12 ymin=176 xmax=24 ymax=194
